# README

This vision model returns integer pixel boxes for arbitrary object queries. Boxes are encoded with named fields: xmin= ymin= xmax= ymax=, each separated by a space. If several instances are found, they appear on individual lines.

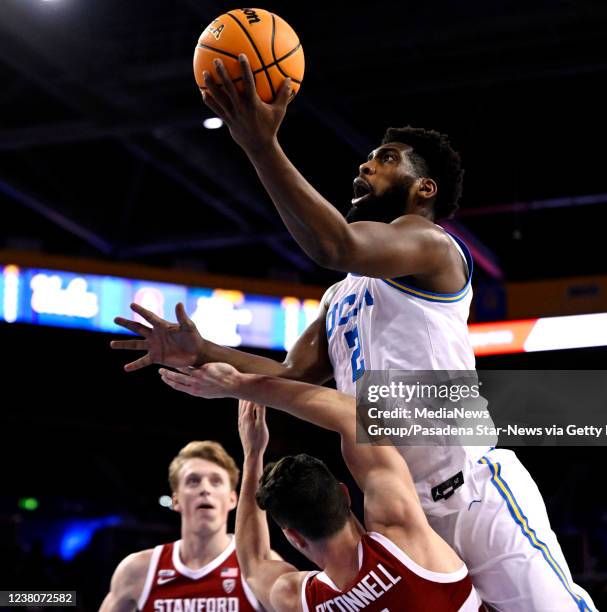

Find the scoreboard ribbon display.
xmin=2 ymin=263 xmax=606 ymax=355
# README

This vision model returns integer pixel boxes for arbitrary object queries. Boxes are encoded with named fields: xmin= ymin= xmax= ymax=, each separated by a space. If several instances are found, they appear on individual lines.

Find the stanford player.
xmin=100 ymin=440 xmax=260 ymax=611
xmin=163 ymin=365 xmax=484 ymax=611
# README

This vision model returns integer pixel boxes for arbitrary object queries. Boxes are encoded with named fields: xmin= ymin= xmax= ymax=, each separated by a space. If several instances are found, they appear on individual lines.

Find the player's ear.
xmin=229 ymin=490 xmax=238 ymax=511
xmin=172 ymin=492 xmax=181 ymax=514
xmin=417 ymin=177 xmax=438 ymax=201
xmin=339 ymin=482 xmax=352 ymax=508
xmin=283 ymin=527 xmax=307 ymax=551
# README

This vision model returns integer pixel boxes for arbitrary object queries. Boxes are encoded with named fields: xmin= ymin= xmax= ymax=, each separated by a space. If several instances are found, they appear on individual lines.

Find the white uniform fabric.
xmin=327 ymin=236 xmax=475 ymax=383
xmin=326 ymin=233 xmax=492 ymax=514
xmin=429 ymin=448 xmax=596 ymax=611
xmin=325 ymin=231 xmax=596 ymax=610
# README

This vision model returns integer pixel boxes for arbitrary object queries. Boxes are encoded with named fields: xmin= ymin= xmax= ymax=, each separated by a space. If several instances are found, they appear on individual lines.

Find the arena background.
xmin=1 ymin=0 xmax=606 ymax=608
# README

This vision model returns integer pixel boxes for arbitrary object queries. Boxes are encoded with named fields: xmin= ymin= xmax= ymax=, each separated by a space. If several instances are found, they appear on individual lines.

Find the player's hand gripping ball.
xmin=193 ymin=8 xmax=304 ymax=103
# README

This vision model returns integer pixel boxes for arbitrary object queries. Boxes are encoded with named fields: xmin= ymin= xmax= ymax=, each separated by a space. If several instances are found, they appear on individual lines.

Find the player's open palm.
xmin=111 ymin=302 xmax=206 ymax=372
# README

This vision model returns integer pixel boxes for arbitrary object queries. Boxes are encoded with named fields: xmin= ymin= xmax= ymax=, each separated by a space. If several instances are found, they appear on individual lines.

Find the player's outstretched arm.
xmin=235 ymin=401 xmax=305 ymax=612
xmin=159 ymin=363 xmax=349 ymax=433
xmin=202 ymin=56 xmax=453 ymax=279
xmin=160 ymin=366 xmax=463 ymax=572
xmin=98 ymin=550 xmax=150 ymax=612
xmin=161 ymin=365 xmax=408 ymax=501
xmin=110 ymin=295 xmax=332 ymax=384
xmin=160 ymin=364 xmax=408 ymax=498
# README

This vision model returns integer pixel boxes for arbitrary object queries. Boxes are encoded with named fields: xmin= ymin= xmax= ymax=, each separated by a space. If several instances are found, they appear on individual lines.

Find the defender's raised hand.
xmin=238 ymin=400 xmax=269 ymax=458
xmin=111 ymin=302 xmax=206 ymax=372
xmin=201 ymin=54 xmax=291 ymax=154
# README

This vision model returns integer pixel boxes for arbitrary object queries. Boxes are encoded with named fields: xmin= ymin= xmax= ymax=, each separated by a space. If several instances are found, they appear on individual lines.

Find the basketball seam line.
xmin=196 ymin=43 xmax=239 ymax=61
xmin=270 ymin=14 xmax=302 ymax=84
xmin=225 ymin=11 xmax=275 ymax=99
xmin=196 ymin=44 xmax=302 ymax=86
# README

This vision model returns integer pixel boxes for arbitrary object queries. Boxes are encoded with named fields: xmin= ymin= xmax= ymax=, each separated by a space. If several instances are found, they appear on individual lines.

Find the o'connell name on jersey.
xmin=303 ymin=532 xmax=483 ymax=611
xmin=309 ymin=562 xmax=402 ymax=611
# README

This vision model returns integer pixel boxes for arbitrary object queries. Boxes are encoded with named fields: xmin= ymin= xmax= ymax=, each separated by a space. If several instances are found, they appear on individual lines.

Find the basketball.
xmin=193 ymin=8 xmax=304 ymax=103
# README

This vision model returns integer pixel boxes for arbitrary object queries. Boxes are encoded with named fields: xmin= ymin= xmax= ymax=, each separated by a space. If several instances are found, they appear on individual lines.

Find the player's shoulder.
xmin=100 ymin=548 xmax=155 ymax=612
xmin=321 ymin=281 xmax=343 ymax=307
xmin=392 ymin=214 xmax=451 ymax=240
xmin=269 ymin=570 xmax=308 ymax=612
xmin=371 ymin=525 xmax=465 ymax=575
xmin=392 ymin=215 xmax=459 ymax=263
xmin=112 ymin=547 xmax=155 ymax=593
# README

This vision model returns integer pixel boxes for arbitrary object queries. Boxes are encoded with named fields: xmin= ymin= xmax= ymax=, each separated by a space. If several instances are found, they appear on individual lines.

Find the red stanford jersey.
xmin=138 ymin=537 xmax=259 ymax=612
xmin=302 ymin=532 xmax=483 ymax=611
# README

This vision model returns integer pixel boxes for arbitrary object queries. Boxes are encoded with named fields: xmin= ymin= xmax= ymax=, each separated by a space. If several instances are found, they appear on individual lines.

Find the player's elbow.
xmin=279 ymin=360 xmax=306 ymax=381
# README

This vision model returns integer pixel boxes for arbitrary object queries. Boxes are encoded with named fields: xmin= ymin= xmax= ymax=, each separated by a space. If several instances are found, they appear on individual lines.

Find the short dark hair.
xmin=256 ymin=454 xmax=350 ymax=540
xmin=382 ymin=126 xmax=464 ymax=220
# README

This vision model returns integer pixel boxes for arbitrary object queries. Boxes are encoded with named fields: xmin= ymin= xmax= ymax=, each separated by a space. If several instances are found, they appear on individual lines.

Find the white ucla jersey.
xmin=326 ymin=232 xmax=492 ymax=516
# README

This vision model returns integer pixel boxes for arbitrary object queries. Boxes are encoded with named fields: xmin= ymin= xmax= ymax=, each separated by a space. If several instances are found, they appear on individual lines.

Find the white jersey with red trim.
xmin=325 ymin=233 xmax=493 ymax=515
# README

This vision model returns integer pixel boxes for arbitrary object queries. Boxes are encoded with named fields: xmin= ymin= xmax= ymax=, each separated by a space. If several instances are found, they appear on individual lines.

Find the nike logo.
xmin=157 ymin=576 xmax=177 ymax=585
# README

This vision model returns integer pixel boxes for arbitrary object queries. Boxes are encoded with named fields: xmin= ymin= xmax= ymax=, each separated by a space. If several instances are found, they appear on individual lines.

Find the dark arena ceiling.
xmin=2 ymin=0 xmax=606 ymax=285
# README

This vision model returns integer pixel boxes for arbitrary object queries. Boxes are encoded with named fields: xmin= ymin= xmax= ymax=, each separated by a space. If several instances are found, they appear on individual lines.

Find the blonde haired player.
xmin=113 ymin=55 xmax=596 ymax=610
xmin=100 ymin=441 xmax=260 ymax=612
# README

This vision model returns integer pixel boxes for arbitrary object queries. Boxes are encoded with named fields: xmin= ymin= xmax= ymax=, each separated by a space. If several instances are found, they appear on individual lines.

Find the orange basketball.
xmin=193 ymin=8 xmax=304 ymax=103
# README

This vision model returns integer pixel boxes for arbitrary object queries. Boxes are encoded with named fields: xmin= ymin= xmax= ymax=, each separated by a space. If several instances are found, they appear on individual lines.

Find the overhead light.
xmin=159 ymin=495 xmax=173 ymax=508
xmin=203 ymin=117 xmax=223 ymax=130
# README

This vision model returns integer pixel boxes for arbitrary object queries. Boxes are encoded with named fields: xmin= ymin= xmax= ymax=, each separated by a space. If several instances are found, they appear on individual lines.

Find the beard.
xmin=345 ymin=182 xmax=411 ymax=224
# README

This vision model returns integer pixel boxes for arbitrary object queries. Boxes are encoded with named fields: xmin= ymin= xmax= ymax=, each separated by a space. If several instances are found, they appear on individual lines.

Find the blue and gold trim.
xmin=478 ymin=454 xmax=590 ymax=611
xmin=382 ymin=232 xmax=474 ymax=303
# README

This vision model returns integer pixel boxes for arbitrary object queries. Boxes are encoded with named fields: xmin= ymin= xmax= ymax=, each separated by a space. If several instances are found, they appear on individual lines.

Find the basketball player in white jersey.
xmin=111 ymin=56 xmax=596 ymax=609
xmin=99 ymin=440 xmax=260 ymax=611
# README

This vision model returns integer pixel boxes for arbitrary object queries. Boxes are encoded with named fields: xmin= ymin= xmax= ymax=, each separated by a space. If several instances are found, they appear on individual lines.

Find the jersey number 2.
xmin=344 ymin=326 xmax=365 ymax=382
